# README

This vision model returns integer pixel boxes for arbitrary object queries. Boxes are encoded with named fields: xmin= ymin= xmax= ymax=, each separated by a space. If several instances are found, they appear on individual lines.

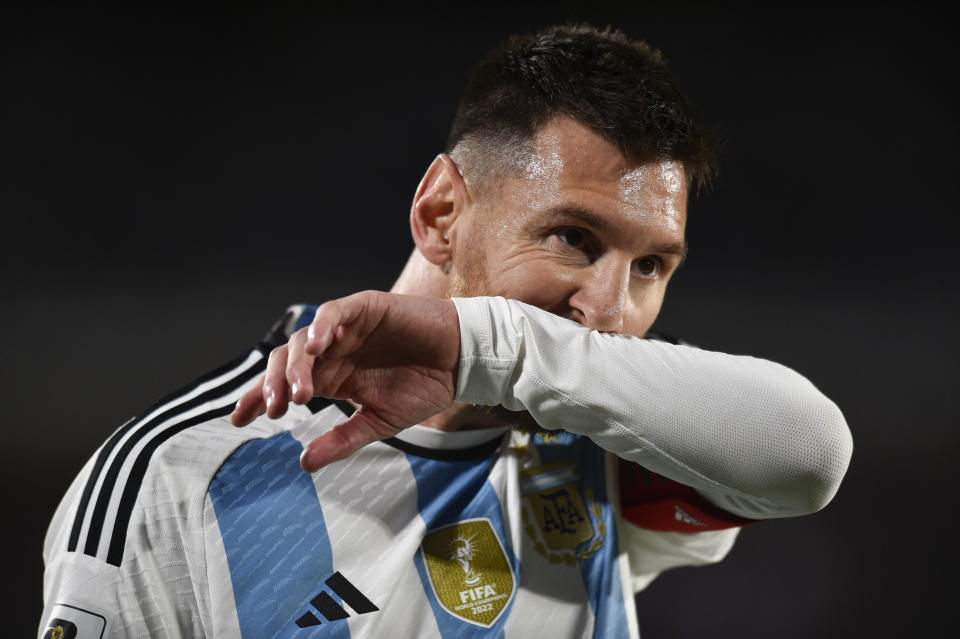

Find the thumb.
xmin=299 ymin=410 xmax=398 ymax=472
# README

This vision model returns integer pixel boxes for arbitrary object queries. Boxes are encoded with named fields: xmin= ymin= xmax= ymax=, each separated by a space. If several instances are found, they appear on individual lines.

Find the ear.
xmin=410 ymin=154 xmax=470 ymax=266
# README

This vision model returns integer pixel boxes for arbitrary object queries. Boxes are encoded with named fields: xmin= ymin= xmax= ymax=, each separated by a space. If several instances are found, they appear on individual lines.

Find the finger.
xmin=231 ymin=377 xmax=267 ymax=426
xmin=299 ymin=409 xmax=392 ymax=472
xmin=305 ymin=292 xmax=375 ymax=357
xmin=286 ymin=328 xmax=315 ymax=404
xmin=263 ymin=346 xmax=291 ymax=419
xmin=305 ymin=300 xmax=343 ymax=356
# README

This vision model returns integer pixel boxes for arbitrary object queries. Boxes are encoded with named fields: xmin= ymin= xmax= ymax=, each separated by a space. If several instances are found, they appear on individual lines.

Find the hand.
xmin=231 ymin=291 xmax=461 ymax=471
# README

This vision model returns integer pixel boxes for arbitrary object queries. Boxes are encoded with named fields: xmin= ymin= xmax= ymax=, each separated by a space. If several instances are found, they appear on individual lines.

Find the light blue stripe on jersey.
xmin=535 ymin=432 xmax=628 ymax=639
xmin=210 ymin=431 xmax=349 ymax=639
xmin=406 ymin=451 xmax=520 ymax=639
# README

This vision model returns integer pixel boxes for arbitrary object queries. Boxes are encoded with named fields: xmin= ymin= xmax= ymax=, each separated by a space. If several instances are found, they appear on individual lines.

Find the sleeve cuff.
xmin=450 ymin=296 xmax=521 ymax=406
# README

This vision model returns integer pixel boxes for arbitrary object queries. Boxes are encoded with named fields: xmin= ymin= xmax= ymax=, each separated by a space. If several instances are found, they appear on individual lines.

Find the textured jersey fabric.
xmin=40 ymin=298 xmax=851 ymax=638
xmin=453 ymin=296 xmax=853 ymax=520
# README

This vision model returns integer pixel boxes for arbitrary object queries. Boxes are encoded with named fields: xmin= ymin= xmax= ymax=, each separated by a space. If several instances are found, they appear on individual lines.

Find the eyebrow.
xmin=545 ymin=204 xmax=689 ymax=262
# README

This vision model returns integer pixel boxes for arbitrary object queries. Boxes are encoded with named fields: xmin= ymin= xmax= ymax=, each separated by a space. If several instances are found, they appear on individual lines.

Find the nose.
xmin=566 ymin=257 xmax=630 ymax=333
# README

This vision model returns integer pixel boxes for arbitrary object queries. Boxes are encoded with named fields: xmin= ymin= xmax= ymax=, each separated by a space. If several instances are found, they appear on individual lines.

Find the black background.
xmin=4 ymin=2 xmax=956 ymax=637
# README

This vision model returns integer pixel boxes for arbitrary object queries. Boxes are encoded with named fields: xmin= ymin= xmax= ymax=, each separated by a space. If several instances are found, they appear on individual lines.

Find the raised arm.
xmin=231 ymin=291 xmax=853 ymax=519
xmin=452 ymin=296 xmax=853 ymax=519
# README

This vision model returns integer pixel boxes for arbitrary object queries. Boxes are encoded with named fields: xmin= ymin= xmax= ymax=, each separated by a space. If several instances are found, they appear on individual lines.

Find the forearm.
xmin=452 ymin=296 xmax=853 ymax=519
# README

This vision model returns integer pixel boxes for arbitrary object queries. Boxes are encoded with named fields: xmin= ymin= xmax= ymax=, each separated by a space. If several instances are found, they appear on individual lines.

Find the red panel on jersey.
xmin=619 ymin=462 xmax=756 ymax=532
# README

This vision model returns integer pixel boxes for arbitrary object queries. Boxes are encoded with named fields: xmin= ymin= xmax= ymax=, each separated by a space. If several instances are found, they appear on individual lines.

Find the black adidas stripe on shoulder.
xmin=66 ymin=347 xmax=259 ymax=553
xmin=105 ymin=403 xmax=239 ymax=565
xmin=67 ymin=344 xmax=270 ymax=567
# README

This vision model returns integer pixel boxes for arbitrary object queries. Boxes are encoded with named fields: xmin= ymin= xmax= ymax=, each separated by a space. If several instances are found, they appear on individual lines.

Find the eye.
xmin=556 ymin=227 xmax=587 ymax=250
xmin=632 ymin=257 xmax=662 ymax=279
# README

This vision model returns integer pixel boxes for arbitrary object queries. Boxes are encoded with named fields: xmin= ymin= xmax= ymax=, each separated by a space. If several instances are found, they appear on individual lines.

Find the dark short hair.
xmin=446 ymin=24 xmax=717 ymax=193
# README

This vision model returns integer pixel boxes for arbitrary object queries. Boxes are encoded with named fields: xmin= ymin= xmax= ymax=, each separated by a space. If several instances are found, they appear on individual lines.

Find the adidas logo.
xmin=295 ymin=571 xmax=379 ymax=628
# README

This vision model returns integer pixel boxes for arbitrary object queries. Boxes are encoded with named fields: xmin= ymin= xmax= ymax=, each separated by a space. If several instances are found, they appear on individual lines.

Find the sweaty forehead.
xmin=615 ymin=160 xmax=687 ymax=232
xmin=520 ymin=117 xmax=624 ymax=182
xmin=511 ymin=117 xmax=687 ymax=231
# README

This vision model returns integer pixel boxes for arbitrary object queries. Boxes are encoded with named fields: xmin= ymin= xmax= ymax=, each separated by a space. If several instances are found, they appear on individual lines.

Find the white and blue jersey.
xmin=41 ymin=298 xmax=851 ymax=638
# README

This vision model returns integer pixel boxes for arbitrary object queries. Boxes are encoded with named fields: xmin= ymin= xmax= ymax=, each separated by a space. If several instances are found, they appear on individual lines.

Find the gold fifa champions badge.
xmin=520 ymin=460 xmax=606 ymax=564
xmin=420 ymin=518 xmax=516 ymax=627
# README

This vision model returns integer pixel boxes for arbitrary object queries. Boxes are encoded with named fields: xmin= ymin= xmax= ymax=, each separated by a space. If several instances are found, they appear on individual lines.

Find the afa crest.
xmin=420 ymin=519 xmax=516 ymax=627
xmin=520 ymin=461 xmax=606 ymax=564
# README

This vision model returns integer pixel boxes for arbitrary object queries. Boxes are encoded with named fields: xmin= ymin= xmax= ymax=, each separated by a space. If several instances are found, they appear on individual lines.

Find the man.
xmin=40 ymin=25 xmax=852 ymax=638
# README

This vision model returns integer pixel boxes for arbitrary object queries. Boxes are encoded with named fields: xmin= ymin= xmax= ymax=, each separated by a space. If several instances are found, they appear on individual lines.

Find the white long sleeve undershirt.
xmin=451 ymin=296 xmax=853 ymax=520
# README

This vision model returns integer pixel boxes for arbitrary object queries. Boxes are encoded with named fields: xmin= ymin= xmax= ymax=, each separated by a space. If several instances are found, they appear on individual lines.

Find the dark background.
xmin=4 ymin=2 xmax=956 ymax=637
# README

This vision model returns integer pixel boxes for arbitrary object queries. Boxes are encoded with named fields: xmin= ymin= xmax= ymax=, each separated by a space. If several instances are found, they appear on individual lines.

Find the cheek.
xmin=492 ymin=260 xmax=578 ymax=305
xmin=625 ymin=287 xmax=666 ymax=337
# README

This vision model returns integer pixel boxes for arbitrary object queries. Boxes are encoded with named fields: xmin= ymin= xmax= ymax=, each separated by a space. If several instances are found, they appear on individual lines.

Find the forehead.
xmin=504 ymin=117 xmax=688 ymax=235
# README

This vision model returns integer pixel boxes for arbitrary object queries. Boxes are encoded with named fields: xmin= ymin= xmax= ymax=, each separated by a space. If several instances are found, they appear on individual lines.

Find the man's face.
xmin=449 ymin=117 xmax=688 ymax=338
